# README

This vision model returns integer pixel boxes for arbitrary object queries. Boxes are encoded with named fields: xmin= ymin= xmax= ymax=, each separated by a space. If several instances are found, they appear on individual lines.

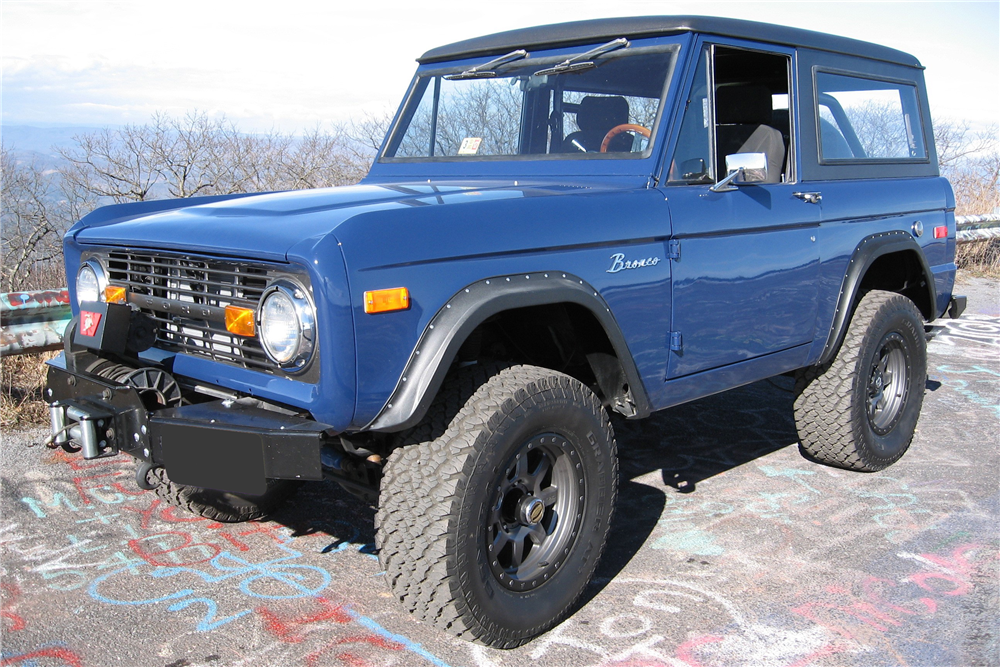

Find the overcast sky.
xmin=2 ymin=1 xmax=998 ymax=133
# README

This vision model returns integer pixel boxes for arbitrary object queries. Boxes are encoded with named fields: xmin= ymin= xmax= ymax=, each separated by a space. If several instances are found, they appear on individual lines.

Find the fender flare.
xmin=366 ymin=271 xmax=651 ymax=432
xmin=818 ymin=230 xmax=936 ymax=366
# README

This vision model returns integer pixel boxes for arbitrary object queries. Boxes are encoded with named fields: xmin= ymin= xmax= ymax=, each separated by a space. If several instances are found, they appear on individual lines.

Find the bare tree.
xmin=57 ymin=124 xmax=164 ymax=202
xmin=145 ymin=112 xmax=222 ymax=198
xmin=350 ymin=110 xmax=394 ymax=161
xmin=935 ymin=120 xmax=999 ymax=216
xmin=1 ymin=145 xmax=93 ymax=291
xmin=56 ymin=112 xmax=375 ymax=205
xmin=282 ymin=126 xmax=370 ymax=190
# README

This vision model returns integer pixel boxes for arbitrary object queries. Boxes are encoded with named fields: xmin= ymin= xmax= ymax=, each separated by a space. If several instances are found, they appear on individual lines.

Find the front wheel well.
xmin=455 ymin=302 xmax=636 ymax=415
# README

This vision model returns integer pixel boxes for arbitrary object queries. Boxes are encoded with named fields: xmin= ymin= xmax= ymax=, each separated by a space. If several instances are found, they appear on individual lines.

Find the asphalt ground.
xmin=2 ymin=276 xmax=997 ymax=667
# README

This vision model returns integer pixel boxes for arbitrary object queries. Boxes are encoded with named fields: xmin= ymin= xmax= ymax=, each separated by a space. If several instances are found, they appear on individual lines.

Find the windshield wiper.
xmin=445 ymin=49 xmax=528 ymax=80
xmin=533 ymin=37 xmax=629 ymax=76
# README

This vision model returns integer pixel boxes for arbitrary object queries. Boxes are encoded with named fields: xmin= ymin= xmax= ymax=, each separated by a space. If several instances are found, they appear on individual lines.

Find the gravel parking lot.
xmin=2 ymin=277 xmax=997 ymax=667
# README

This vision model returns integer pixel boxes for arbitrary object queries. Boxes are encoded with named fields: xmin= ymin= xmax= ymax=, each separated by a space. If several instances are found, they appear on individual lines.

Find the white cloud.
xmin=2 ymin=1 xmax=997 ymax=131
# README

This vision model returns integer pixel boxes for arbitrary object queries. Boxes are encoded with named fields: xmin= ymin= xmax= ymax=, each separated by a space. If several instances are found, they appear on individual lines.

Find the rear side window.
xmin=814 ymin=71 xmax=926 ymax=162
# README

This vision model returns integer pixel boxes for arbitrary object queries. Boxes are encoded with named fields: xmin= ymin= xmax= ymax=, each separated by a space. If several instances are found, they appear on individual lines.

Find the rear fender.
xmin=819 ymin=231 xmax=936 ymax=366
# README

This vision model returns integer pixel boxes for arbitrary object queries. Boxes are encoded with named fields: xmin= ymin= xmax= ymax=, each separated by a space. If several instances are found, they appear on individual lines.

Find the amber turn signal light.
xmin=104 ymin=285 xmax=128 ymax=304
xmin=225 ymin=305 xmax=256 ymax=336
xmin=365 ymin=287 xmax=410 ymax=314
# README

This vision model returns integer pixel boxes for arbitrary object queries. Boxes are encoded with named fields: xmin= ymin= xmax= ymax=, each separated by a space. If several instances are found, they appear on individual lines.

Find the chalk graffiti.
xmin=0 ymin=583 xmax=26 ymax=633
xmin=256 ymin=596 xmax=454 ymax=667
xmin=0 ymin=646 xmax=84 ymax=667
xmin=928 ymin=315 xmax=1000 ymax=361
xmin=791 ymin=542 xmax=985 ymax=644
xmin=89 ymin=539 xmax=331 ymax=631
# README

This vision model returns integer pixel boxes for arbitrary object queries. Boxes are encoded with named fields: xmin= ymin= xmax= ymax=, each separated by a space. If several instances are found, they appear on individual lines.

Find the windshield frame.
xmin=371 ymin=35 xmax=688 ymax=177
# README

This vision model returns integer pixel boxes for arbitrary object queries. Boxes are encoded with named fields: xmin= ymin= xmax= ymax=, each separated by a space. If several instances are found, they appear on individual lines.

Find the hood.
xmin=71 ymin=182 xmax=603 ymax=261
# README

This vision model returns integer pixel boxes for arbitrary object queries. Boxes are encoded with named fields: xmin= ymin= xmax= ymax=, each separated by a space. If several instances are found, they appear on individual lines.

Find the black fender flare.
xmin=818 ymin=230 xmax=936 ymax=366
xmin=366 ymin=271 xmax=651 ymax=432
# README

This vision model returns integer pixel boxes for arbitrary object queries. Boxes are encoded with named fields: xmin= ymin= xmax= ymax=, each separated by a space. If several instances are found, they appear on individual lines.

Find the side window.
xmin=814 ymin=72 xmax=926 ymax=161
xmin=669 ymin=45 xmax=793 ymax=184
xmin=668 ymin=47 xmax=713 ymax=182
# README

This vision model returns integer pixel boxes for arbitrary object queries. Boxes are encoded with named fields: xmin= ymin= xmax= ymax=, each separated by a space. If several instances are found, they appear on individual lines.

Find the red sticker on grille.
xmin=80 ymin=311 xmax=102 ymax=337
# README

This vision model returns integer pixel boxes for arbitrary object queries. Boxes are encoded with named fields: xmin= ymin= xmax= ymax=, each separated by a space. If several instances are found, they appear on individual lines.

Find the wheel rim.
xmin=866 ymin=332 xmax=909 ymax=435
xmin=486 ymin=433 xmax=583 ymax=592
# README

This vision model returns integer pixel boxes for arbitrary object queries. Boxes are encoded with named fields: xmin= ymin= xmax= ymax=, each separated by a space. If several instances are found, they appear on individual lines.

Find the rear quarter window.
xmin=814 ymin=70 xmax=926 ymax=162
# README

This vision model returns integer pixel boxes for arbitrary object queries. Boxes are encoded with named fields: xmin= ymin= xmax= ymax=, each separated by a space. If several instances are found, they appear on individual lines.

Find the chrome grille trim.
xmin=100 ymin=249 xmax=286 ymax=372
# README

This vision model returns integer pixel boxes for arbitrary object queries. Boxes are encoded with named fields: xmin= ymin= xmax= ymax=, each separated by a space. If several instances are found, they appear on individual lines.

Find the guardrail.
xmin=956 ymin=213 xmax=1000 ymax=244
xmin=1 ymin=289 xmax=71 ymax=357
xmin=1 ymin=215 xmax=997 ymax=357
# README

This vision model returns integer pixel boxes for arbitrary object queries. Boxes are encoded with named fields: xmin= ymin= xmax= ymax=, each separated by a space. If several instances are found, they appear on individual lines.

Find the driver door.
xmin=662 ymin=41 xmax=820 ymax=380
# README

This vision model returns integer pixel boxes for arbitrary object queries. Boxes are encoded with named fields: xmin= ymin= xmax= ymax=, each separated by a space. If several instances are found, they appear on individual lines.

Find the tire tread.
xmin=375 ymin=364 xmax=617 ymax=648
xmin=793 ymin=290 xmax=926 ymax=471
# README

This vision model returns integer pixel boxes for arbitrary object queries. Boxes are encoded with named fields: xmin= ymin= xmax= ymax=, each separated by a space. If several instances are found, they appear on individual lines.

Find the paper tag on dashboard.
xmin=458 ymin=137 xmax=482 ymax=155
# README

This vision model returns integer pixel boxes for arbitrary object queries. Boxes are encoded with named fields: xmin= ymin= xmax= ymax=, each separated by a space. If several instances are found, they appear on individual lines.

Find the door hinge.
xmin=667 ymin=239 xmax=681 ymax=260
xmin=669 ymin=331 xmax=683 ymax=352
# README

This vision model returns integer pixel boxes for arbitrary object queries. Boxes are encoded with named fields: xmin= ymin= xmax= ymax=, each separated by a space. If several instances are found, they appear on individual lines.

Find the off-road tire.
xmin=793 ymin=290 xmax=926 ymax=471
xmin=148 ymin=467 xmax=298 ymax=522
xmin=375 ymin=364 xmax=618 ymax=648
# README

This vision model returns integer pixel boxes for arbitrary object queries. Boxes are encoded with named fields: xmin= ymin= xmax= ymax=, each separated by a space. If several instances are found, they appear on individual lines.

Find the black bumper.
xmin=46 ymin=356 xmax=326 ymax=495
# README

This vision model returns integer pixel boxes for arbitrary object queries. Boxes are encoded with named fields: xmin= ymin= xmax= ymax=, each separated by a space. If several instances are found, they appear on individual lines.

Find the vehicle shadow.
xmin=582 ymin=374 xmax=801 ymax=603
xmin=267 ymin=374 xmax=801 ymax=609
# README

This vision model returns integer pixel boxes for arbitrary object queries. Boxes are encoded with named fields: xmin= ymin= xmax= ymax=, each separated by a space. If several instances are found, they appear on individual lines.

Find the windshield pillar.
xmin=428 ymin=76 xmax=441 ymax=157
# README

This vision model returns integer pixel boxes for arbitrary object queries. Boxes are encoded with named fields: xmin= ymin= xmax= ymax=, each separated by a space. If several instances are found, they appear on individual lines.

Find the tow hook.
xmin=48 ymin=401 xmax=118 ymax=460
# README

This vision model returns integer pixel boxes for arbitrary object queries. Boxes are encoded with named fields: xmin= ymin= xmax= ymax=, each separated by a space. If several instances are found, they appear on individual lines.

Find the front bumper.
xmin=46 ymin=353 xmax=326 ymax=495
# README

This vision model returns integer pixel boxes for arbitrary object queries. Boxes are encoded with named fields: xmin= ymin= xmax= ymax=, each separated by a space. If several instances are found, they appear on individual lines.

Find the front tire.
xmin=375 ymin=365 xmax=618 ymax=648
xmin=793 ymin=290 xmax=927 ymax=471
xmin=148 ymin=467 xmax=298 ymax=522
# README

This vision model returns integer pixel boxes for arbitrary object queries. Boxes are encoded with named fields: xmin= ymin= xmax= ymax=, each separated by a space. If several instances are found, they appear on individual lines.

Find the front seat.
xmin=715 ymin=85 xmax=785 ymax=183
xmin=562 ymin=96 xmax=633 ymax=153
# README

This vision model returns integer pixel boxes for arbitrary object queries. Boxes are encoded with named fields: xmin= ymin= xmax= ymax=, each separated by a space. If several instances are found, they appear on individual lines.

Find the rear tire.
xmin=148 ymin=467 xmax=298 ymax=522
xmin=793 ymin=290 xmax=926 ymax=471
xmin=375 ymin=364 xmax=617 ymax=648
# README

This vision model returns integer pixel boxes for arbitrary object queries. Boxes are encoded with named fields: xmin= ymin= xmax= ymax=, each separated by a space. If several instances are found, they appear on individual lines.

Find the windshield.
xmin=382 ymin=43 xmax=678 ymax=162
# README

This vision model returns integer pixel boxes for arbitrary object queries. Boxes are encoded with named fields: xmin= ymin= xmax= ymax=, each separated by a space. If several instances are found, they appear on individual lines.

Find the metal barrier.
xmin=956 ymin=213 xmax=1000 ymax=244
xmin=1 ymin=215 xmax=997 ymax=357
xmin=1 ymin=289 xmax=72 ymax=357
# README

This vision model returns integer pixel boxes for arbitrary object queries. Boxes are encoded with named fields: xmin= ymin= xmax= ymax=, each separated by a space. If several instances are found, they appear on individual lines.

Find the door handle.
xmin=793 ymin=191 xmax=822 ymax=204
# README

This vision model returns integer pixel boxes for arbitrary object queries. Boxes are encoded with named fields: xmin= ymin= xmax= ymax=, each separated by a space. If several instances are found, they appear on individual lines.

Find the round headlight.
xmin=75 ymin=260 xmax=107 ymax=306
xmin=258 ymin=281 xmax=315 ymax=370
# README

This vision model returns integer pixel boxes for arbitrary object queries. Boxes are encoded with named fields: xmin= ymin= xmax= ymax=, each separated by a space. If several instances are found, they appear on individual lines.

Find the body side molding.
xmin=365 ymin=272 xmax=652 ymax=432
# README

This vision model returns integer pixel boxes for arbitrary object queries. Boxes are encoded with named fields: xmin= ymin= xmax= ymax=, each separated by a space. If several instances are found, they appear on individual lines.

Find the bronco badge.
xmin=607 ymin=252 xmax=661 ymax=273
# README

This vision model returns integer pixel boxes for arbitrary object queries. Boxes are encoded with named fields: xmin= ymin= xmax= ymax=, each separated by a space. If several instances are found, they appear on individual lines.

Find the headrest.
xmin=576 ymin=96 xmax=629 ymax=133
xmin=716 ymin=85 xmax=773 ymax=126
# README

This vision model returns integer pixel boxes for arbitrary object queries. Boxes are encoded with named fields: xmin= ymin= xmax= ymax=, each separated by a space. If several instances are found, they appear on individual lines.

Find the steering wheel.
xmin=600 ymin=124 xmax=651 ymax=153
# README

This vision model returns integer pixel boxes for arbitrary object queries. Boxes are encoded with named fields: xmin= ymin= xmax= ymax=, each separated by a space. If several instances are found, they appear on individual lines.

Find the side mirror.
xmin=679 ymin=158 xmax=707 ymax=180
xmin=726 ymin=152 xmax=768 ymax=183
xmin=710 ymin=152 xmax=768 ymax=192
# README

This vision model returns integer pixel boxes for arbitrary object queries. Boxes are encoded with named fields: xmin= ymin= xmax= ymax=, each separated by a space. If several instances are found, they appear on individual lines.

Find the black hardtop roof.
xmin=418 ymin=15 xmax=921 ymax=68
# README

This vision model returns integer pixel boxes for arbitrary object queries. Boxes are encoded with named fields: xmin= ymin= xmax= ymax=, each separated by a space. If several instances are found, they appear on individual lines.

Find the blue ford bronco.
xmin=47 ymin=16 xmax=965 ymax=647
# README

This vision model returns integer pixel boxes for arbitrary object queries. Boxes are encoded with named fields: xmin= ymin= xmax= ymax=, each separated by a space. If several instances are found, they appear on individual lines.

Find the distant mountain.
xmin=2 ymin=124 xmax=108 ymax=160
xmin=2 ymin=124 xmax=113 ymax=173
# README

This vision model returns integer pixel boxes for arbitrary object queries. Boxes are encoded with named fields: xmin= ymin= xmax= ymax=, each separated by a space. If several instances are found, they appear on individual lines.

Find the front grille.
xmin=104 ymin=249 xmax=281 ymax=371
